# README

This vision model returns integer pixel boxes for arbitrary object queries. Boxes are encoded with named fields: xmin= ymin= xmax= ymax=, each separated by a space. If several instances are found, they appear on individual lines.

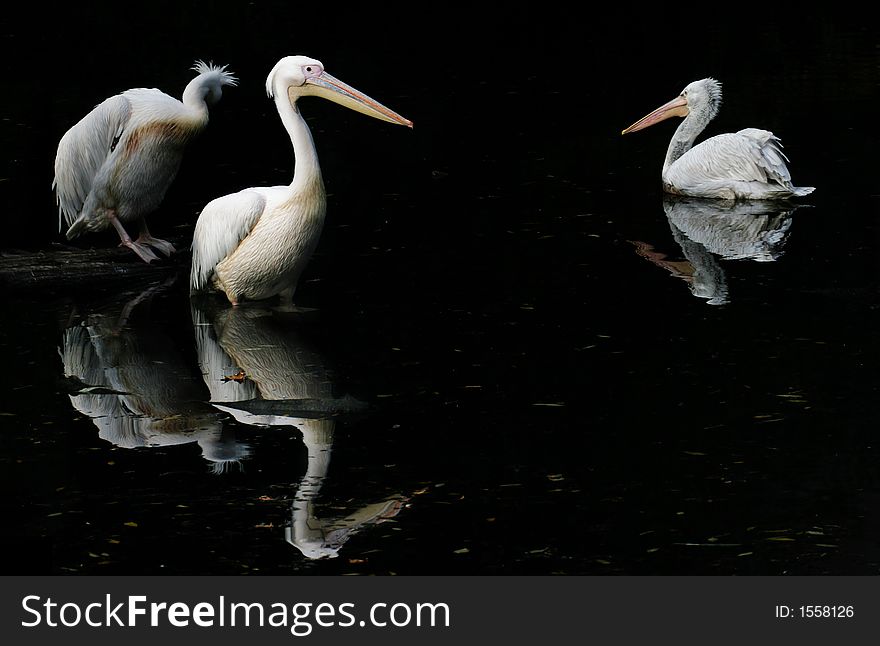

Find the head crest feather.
xmin=192 ymin=60 xmax=238 ymax=87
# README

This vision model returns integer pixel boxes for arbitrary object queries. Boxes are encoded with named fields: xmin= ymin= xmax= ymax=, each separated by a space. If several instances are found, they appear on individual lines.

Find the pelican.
xmin=190 ymin=55 xmax=412 ymax=307
xmin=54 ymin=61 xmax=238 ymax=263
xmin=621 ymin=78 xmax=814 ymax=200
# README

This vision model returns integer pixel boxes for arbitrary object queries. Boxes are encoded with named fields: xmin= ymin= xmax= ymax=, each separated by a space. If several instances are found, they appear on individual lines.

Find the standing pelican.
xmin=54 ymin=62 xmax=238 ymax=263
xmin=190 ymin=55 xmax=412 ymax=306
xmin=621 ymin=78 xmax=814 ymax=200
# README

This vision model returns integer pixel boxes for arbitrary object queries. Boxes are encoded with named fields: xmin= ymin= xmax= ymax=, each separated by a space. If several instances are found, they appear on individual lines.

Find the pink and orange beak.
xmin=621 ymin=94 xmax=689 ymax=135
xmin=304 ymin=71 xmax=413 ymax=128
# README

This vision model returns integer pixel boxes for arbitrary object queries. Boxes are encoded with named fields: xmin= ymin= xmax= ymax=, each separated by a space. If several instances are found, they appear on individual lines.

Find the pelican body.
xmin=54 ymin=62 xmax=237 ymax=263
xmin=190 ymin=55 xmax=412 ymax=306
xmin=622 ymin=78 xmax=814 ymax=200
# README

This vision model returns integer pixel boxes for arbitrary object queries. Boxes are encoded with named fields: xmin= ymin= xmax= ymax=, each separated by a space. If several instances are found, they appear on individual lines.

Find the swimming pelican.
xmin=190 ymin=55 xmax=412 ymax=306
xmin=54 ymin=62 xmax=238 ymax=263
xmin=621 ymin=78 xmax=814 ymax=200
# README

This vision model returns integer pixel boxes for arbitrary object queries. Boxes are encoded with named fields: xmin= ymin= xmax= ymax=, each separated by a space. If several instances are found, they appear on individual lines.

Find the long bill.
xmin=303 ymin=72 xmax=413 ymax=128
xmin=621 ymin=95 xmax=689 ymax=135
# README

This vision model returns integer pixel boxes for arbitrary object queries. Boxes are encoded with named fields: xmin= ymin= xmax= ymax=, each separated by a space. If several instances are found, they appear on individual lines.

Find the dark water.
xmin=1 ymin=7 xmax=879 ymax=574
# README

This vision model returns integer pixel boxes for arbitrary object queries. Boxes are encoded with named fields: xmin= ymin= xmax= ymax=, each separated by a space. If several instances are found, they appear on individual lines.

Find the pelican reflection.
xmin=192 ymin=301 xmax=407 ymax=559
xmin=632 ymin=196 xmax=798 ymax=305
xmin=60 ymin=279 xmax=250 ymax=472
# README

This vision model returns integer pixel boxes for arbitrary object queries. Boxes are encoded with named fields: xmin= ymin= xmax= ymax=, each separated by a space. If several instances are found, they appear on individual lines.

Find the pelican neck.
xmin=275 ymin=92 xmax=323 ymax=189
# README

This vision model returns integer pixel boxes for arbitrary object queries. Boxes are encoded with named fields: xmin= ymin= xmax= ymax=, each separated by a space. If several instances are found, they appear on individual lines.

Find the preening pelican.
xmin=54 ymin=62 xmax=237 ymax=263
xmin=190 ymin=55 xmax=412 ymax=306
xmin=621 ymin=78 xmax=814 ymax=200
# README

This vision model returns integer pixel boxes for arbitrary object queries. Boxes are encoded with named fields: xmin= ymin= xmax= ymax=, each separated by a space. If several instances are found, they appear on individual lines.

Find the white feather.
xmin=52 ymin=61 xmax=236 ymax=252
xmin=668 ymin=133 xmax=771 ymax=196
xmin=190 ymin=189 xmax=267 ymax=292
xmin=190 ymin=55 xmax=410 ymax=305
xmin=191 ymin=60 xmax=238 ymax=89
xmin=53 ymin=95 xmax=131 ymax=230
xmin=665 ymin=131 xmax=814 ymax=199
xmin=627 ymin=78 xmax=814 ymax=200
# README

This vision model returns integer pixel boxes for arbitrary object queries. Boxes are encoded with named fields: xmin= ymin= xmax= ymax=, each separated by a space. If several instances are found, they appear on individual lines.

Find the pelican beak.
xmin=621 ymin=95 xmax=689 ymax=135
xmin=302 ymin=72 xmax=413 ymax=128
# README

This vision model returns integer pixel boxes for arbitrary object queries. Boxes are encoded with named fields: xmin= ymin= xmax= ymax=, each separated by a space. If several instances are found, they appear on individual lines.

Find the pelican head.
xmin=265 ymin=55 xmax=412 ymax=128
xmin=622 ymin=78 xmax=722 ymax=135
xmin=185 ymin=61 xmax=238 ymax=109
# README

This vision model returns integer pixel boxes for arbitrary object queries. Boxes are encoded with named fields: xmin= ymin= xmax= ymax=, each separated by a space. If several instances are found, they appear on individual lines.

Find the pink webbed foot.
xmin=136 ymin=234 xmax=176 ymax=257
xmin=135 ymin=221 xmax=176 ymax=257
xmin=120 ymin=239 xmax=160 ymax=263
xmin=108 ymin=212 xmax=159 ymax=264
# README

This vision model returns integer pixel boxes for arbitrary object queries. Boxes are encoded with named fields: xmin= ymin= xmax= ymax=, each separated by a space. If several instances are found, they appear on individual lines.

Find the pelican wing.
xmin=53 ymin=95 xmax=132 ymax=230
xmin=190 ymin=189 xmax=267 ymax=292
xmin=734 ymin=128 xmax=793 ymax=185
xmin=673 ymin=130 xmax=794 ymax=187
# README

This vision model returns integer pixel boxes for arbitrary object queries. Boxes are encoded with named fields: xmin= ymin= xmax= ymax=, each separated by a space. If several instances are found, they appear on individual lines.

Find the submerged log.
xmin=0 ymin=239 xmax=188 ymax=292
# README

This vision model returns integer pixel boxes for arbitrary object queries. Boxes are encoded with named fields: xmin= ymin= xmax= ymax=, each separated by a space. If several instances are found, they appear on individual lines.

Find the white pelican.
xmin=622 ymin=78 xmax=815 ymax=200
xmin=54 ymin=62 xmax=238 ymax=263
xmin=190 ymin=55 xmax=412 ymax=306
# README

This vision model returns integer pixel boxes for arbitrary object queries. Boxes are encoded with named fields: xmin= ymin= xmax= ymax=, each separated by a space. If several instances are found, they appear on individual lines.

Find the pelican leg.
xmin=279 ymin=287 xmax=295 ymax=310
xmin=135 ymin=221 xmax=177 ymax=257
xmin=107 ymin=212 xmax=159 ymax=263
xmin=274 ymin=287 xmax=315 ymax=313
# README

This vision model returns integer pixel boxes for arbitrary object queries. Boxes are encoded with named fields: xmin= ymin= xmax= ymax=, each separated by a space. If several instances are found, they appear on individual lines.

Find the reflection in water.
xmin=192 ymin=302 xmax=407 ymax=559
xmin=632 ymin=196 xmax=798 ymax=305
xmin=60 ymin=279 xmax=249 ymax=472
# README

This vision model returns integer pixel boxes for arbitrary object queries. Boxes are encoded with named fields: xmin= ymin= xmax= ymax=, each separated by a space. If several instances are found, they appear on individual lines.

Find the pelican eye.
xmin=306 ymin=67 xmax=313 ymax=72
